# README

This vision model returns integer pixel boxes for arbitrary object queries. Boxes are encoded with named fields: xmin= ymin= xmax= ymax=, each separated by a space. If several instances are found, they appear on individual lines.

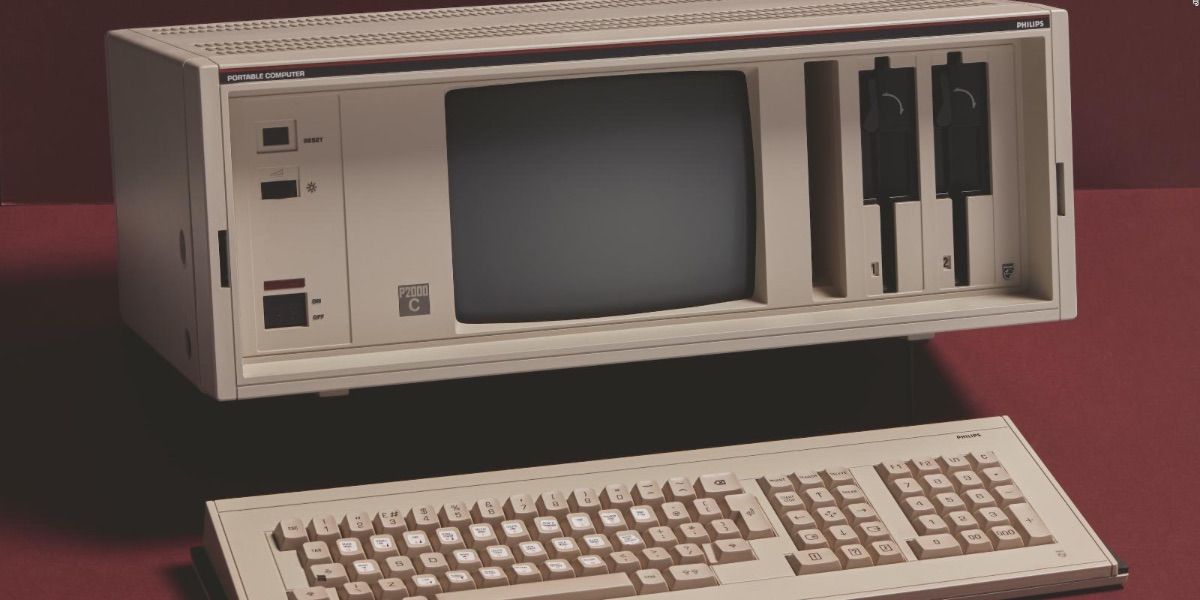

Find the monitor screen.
xmin=445 ymin=71 xmax=756 ymax=323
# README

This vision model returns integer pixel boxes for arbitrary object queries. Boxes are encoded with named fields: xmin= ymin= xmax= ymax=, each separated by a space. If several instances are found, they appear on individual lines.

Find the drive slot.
xmin=862 ymin=203 xmax=883 ymax=296
xmin=894 ymin=201 xmax=923 ymax=293
xmin=860 ymin=57 xmax=918 ymax=294
xmin=805 ymin=61 xmax=847 ymax=298
xmin=967 ymin=195 xmax=996 ymax=285
xmin=933 ymin=52 xmax=991 ymax=287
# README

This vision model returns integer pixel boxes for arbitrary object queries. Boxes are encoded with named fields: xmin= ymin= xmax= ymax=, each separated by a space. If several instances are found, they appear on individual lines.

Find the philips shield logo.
xmin=1015 ymin=19 xmax=1047 ymax=29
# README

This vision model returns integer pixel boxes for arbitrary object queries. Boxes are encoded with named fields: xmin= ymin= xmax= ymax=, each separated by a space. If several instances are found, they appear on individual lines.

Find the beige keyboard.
xmin=199 ymin=417 xmax=1124 ymax=600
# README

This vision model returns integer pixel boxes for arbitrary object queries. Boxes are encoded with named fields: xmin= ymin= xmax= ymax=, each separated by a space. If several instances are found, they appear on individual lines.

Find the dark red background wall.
xmin=0 ymin=0 xmax=1195 ymax=204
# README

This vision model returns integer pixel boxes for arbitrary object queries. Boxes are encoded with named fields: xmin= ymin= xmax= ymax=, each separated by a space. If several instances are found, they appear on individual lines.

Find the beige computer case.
xmin=107 ymin=0 xmax=1076 ymax=400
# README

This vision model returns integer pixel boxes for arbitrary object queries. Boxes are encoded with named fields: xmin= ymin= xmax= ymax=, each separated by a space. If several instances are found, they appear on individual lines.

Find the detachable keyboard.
xmin=198 ymin=417 xmax=1125 ymax=600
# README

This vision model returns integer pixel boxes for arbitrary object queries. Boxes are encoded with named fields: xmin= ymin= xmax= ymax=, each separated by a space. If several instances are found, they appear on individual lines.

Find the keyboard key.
xmin=826 ymin=525 xmax=859 ymax=548
xmin=628 ymin=505 xmax=659 ymax=531
xmin=940 ymin=455 xmax=972 ymax=472
xmin=1006 ymin=503 xmax=1054 ymax=546
xmin=533 ymin=516 xmax=563 ymax=541
xmin=919 ymin=474 xmax=955 ymax=496
xmin=959 ymin=529 xmax=993 ymax=554
xmin=472 ymin=498 xmax=505 ymax=525
xmin=914 ymin=514 xmax=950 ymax=536
xmin=968 ymin=450 xmax=1000 ymax=469
xmin=410 ymin=573 xmax=443 ymax=595
xmin=444 ymin=569 xmax=477 ymax=591
xmin=658 ymin=502 xmax=690 ymax=528
xmin=335 ymin=538 xmax=367 ymax=566
xmin=837 ymin=543 xmax=873 ymax=569
xmin=698 ymin=472 xmax=743 ymax=501
xmin=372 ymin=577 xmax=409 ymax=599
xmin=507 ymin=562 xmax=542 ymax=584
xmin=707 ymin=518 xmax=739 ymax=540
xmin=804 ymin=487 xmax=837 ymax=509
xmin=408 ymin=505 xmax=441 ymax=533
xmin=909 ymin=458 xmax=942 ymax=476
xmin=351 ymin=559 xmax=382 ymax=583
xmin=451 ymin=549 xmax=484 ymax=571
xmin=569 ymin=488 xmax=602 ymax=515
xmin=633 ymin=568 xmax=669 ymax=594
xmin=901 ymin=496 xmax=936 ymax=519
xmin=790 ymin=471 xmax=825 ymax=491
xmin=711 ymin=538 xmax=756 ymax=563
xmin=664 ymin=477 xmax=697 ymax=502
xmin=605 ymin=550 xmax=641 ymax=574
xmin=869 ymin=540 xmax=904 ymax=565
xmin=382 ymin=555 xmax=416 ymax=579
xmin=876 ymin=460 xmax=911 ymax=482
xmin=993 ymin=484 xmax=1026 ymax=507
xmin=789 ymin=548 xmax=842 ymax=574
xmin=671 ymin=543 xmax=706 ymax=565
xmin=677 ymin=523 xmax=710 ymax=545
xmin=596 ymin=510 xmax=627 ymax=535
xmin=575 ymin=554 xmax=608 ymax=576
xmin=951 ymin=470 xmax=985 ymax=493
xmin=725 ymin=494 xmax=774 ymax=539
xmin=794 ymin=529 xmax=829 ymax=550
xmin=581 ymin=534 xmax=614 ymax=557
xmin=759 ymin=473 xmax=795 ymax=495
xmin=689 ymin=498 xmax=723 ymax=524
xmin=485 ymin=545 xmax=516 ymax=567
xmin=640 ymin=547 xmax=672 ymax=570
xmin=288 ymin=587 xmax=335 ymax=600
xmin=963 ymin=489 xmax=997 ymax=511
xmin=419 ymin=552 xmax=450 ymax=575
xmin=633 ymin=481 xmax=665 ymax=507
xmin=981 ymin=467 xmax=1013 ymax=488
xmin=435 ymin=527 xmax=466 ymax=552
xmin=307 ymin=562 xmax=350 ymax=587
xmin=540 ymin=558 xmax=575 ymax=580
xmin=821 ymin=468 xmax=855 ymax=488
xmin=771 ymin=491 xmax=806 ymax=514
xmin=834 ymin=484 xmax=867 ymax=506
xmin=646 ymin=526 xmax=678 ymax=548
xmin=856 ymin=521 xmax=890 ymax=542
xmin=565 ymin=513 xmax=596 ymax=538
xmin=537 ymin=491 xmax=570 ymax=517
xmin=274 ymin=518 xmax=308 ymax=551
xmin=476 ymin=566 xmax=509 ymax=588
xmin=400 ymin=531 xmax=432 ymax=557
xmin=933 ymin=492 xmax=966 ymax=515
xmin=499 ymin=520 xmax=532 ymax=545
xmin=845 ymin=503 xmax=878 ymax=525
xmin=909 ymin=534 xmax=963 ymax=559
xmin=474 ymin=564 xmax=652 ymax=599
xmin=614 ymin=530 xmax=646 ymax=552
xmin=988 ymin=525 xmax=1024 ymax=550
xmin=549 ymin=537 xmax=582 ymax=560
xmin=977 ymin=506 xmax=1010 ymax=528
xmin=516 ymin=541 xmax=549 ymax=563
xmin=665 ymin=564 xmax=719 ymax=590
xmin=469 ymin=523 xmax=499 ymax=550
xmin=301 ymin=541 xmax=332 ymax=567
xmin=374 ymin=510 xmax=408 ymax=537
xmin=368 ymin=534 xmax=399 ymax=562
xmin=782 ymin=510 xmax=817 ymax=533
xmin=505 ymin=494 xmax=538 ymax=522
xmin=601 ymin=484 xmax=634 ymax=510
xmin=308 ymin=515 xmax=341 ymax=544
xmin=441 ymin=502 xmax=473 ymax=529
xmin=889 ymin=478 xmax=923 ymax=500
xmin=946 ymin=511 xmax=980 ymax=533
xmin=340 ymin=581 xmax=375 ymax=599
xmin=814 ymin=506 xmax=847 ymax=528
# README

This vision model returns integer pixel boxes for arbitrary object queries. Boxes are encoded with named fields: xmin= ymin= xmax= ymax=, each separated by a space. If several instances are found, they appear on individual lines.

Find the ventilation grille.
xmin=196 ymin=0 xmax=992 ymax=55
xmin=151 ymin=0 xmax=722 ymax=35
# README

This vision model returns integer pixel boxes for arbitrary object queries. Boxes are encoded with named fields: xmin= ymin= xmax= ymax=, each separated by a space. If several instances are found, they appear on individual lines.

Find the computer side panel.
xmin=108 ymin=30 xmax=205 ymax=390
xmin=1048 ymin=8 xmax=1077 ymax=320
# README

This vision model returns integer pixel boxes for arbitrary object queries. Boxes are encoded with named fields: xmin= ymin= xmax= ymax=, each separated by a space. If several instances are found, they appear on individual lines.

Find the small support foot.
xmin=317 ymin=389 xmax=350 ymax=398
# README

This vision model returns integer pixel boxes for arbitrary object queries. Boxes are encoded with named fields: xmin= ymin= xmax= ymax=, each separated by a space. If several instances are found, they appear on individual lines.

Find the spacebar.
xmin=436 ymin=574 xmax=636 ymax=600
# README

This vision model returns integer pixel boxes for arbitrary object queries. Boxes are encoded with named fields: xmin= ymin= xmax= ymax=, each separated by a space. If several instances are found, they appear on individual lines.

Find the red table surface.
xmin=1 ymin=188 xmax=1197 ymax=598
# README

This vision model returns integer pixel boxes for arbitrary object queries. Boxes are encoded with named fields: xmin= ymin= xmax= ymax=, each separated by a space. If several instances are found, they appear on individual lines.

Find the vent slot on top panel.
xmin=193 ymin=0 xmax=993 ymax=55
